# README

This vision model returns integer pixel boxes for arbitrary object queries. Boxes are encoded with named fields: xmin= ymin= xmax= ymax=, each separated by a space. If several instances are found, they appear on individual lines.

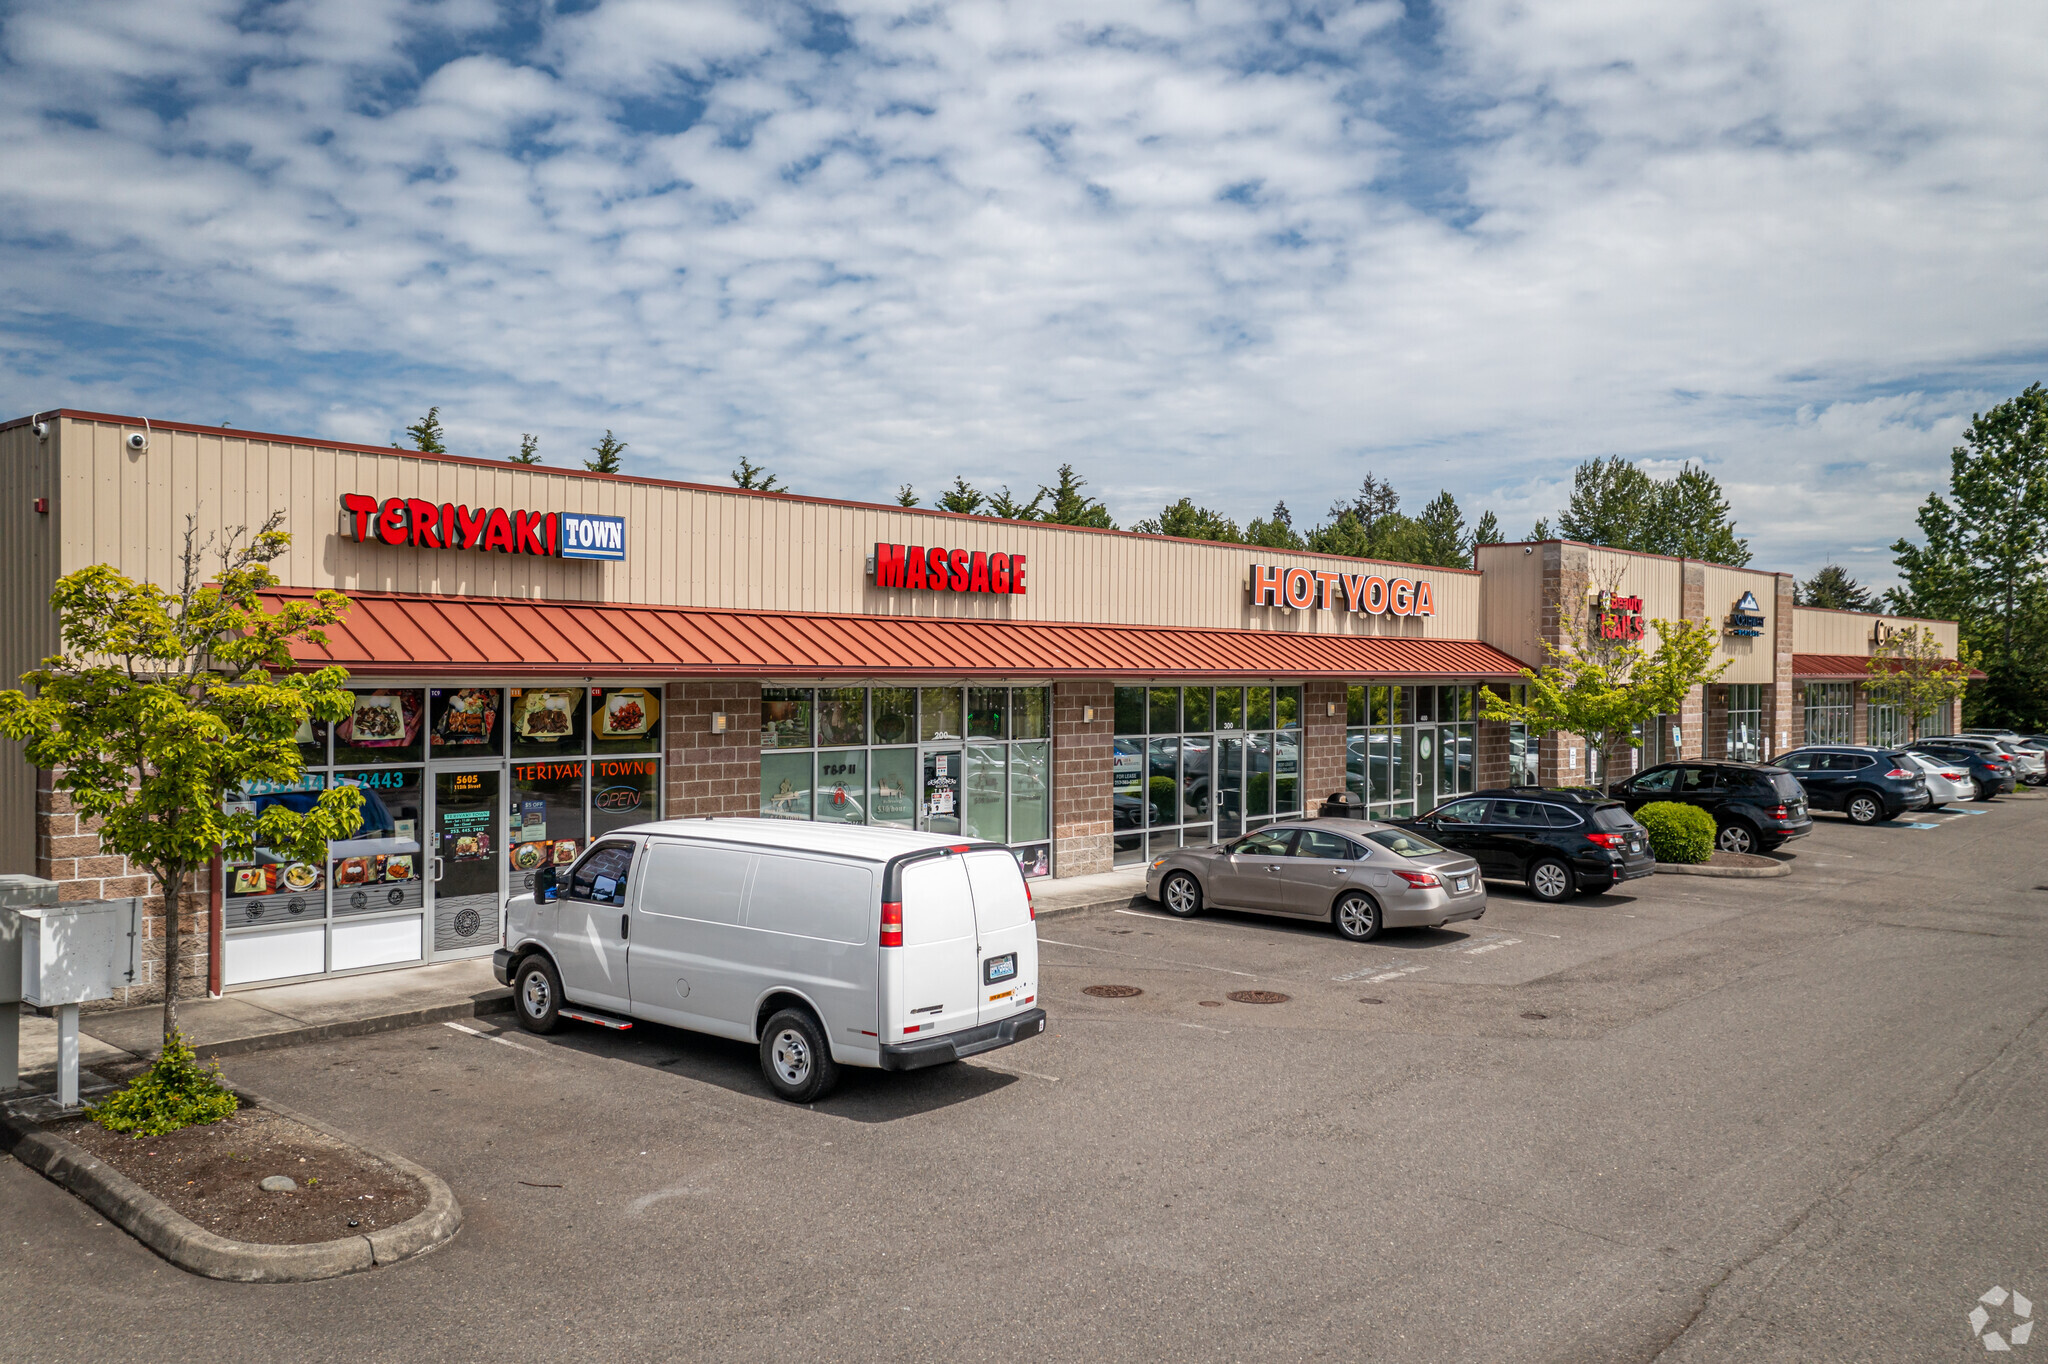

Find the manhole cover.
xmin=1082 ymin=984 xmax=1144 ymax=998
xmin=1357 ymin=997 xmax=1384 ymax=1005
xmin=1521 ymin=1011 xmax=1549 ymax=1020
xmin=1197 ymin=1000 xmax=1223 ymax=1008
xmin=1226 ymin=990 xmax=1290 ymax=1005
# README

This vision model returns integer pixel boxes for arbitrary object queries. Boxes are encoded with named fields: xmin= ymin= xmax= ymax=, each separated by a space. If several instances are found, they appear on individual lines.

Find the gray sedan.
xmin=1900 ymin=751 xmax=1973 ymax=808
xmin=1144 ymin=821 xmax=1487 ymax=943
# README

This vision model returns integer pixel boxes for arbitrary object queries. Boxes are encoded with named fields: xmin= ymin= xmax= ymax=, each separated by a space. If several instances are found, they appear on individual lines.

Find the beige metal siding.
xmin=0 ymin=418 xmax=60 ymax=872
xmin=1699 ymin=563 xmax=1787 ymax=683
xmin=1794 ymin=606 xmax=1959 ymax=657
xmin=57 ymin=416 xmax=1485 ymax=637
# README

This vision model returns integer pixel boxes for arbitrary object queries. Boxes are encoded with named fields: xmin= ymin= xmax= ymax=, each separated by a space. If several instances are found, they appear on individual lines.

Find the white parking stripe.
xmin=444 ymin=1020 xmax=538 ymax=1053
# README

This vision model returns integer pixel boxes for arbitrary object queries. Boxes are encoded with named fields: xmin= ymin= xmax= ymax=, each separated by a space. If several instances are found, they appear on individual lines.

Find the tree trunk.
xmin=160 ymin=873 xmax=180 ymax=1049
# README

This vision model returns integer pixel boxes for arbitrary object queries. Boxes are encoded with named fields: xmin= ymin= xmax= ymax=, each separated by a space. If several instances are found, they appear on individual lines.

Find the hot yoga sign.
xmin=1249 ymin=563 xmax=1436 ymax=617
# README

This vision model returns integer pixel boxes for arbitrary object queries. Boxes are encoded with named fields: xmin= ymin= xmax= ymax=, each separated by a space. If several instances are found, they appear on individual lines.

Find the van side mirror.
xmin=534 ymin=866 xmax=559 ymax=903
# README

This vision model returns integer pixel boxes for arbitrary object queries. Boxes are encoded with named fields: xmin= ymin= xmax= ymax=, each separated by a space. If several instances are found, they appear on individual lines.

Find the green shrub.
xmin=87 ymin=1031 xmax=239 ymax=1137
xmin=1636 ymin=801 xmax=1717 ymax=864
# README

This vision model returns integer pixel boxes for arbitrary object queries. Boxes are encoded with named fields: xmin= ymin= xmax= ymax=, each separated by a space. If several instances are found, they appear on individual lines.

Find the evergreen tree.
xmin=1132 ymin=498 xmax=1241 ymax=542
xmin=1797 ymin=564 xmax=1873 ymax=611
xmin=1244 ymin=501 xmax=1305 ymax=549
xmin=1530 ymin=517 xmax=1553 ymax=540
xmin=1471 ymin=510 xmax=1503 ymax=549
xmin=1557 ymin=456 xmax=1660 ymax=548
xmin=1887 ymin=383 xmax=2048 ymax=727
xmin=1037 ymin=464 xmax=1115 ymax=528
xmin=935 ymin=476 xmax=985 ymax=515
xmin=1327 ymin=474 xmax=1402 ymax=546
xmin=1411 ymin=490 xmax=1468 ymax=568
xmin=895 ymin=484 xmax=919 ymax=507
xmin=509 ymin=433 xmax=541 ymax=465
xmin=982 ymin=486 xmax=1044 ymax=520
xmin=1653 ymin=464 xmax=1750 ymax=565
xmin=586 ymin=430 xmax=626 ymax=474
xmin=732 ymin=456 xmax=784 ymax=492
xmin=402 ymin=407 xmax=447 ymax=454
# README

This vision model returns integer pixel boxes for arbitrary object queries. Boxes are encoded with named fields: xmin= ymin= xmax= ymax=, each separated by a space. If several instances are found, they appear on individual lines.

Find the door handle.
xmin=432 ymin=857 xmax=445 ymax=883
xmin=620 ymin=914 xmax=630 ymax=940
xmin=1332 ymin=868 xmax=1347 ymax=876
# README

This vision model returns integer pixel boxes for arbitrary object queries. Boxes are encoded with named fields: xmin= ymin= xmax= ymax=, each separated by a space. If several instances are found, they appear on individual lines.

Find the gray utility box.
xmin=18 ymin=900 xmax=124 ymax=1007
xmin=1 ymin=874 xmax=60 ymax=1092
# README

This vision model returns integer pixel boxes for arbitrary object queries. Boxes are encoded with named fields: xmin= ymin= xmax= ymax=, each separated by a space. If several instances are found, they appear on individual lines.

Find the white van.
xmin=493 ymin=819 xmax=1047 ymax=1102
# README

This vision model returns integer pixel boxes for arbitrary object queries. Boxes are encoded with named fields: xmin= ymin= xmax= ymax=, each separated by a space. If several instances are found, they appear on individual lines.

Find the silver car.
xmin=1941 ymin=734 xmax=2046 ymax=785
xmin=1144 ymin=821 xmax=1486 ymax=943
xmin=1899 ymin=751 xmax=1973 ymax=808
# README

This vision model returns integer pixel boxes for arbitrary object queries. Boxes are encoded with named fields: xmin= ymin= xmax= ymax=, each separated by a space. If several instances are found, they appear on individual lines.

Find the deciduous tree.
xmin=1863 ymin=626 xmax=1978 ymax=741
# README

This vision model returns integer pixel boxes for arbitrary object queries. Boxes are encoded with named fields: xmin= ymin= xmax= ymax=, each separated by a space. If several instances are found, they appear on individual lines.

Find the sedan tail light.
xmin=1586 ymin=832 xmax=1627 ymax=850
xmin=1943 ymin=771 xmax=1968 ymax=781
xmin=1392 ymin=870 xmax=1442 ymax=889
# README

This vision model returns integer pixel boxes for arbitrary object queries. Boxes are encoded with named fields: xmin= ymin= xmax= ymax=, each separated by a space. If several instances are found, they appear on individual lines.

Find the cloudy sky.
xmin=3 ymin=1 xmax=2045 ymax=590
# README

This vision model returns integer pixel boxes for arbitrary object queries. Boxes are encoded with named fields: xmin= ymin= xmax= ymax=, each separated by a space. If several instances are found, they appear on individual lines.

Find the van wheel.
xmin=1845 ymin=792 xmax=1883 ymax=824
xmin=513 ymin=956 xmax=563 ymax=1034
xmin=1161 ymin=872 xmax=1203 ymax=918
xmin=760 ymin=1008 xmax=839 ymax=1103
xmin=1716 ymin=821 xmax=1757 ymax=855
xmin=1527 ymin=857 xmax=1575 ymax=903
xmin=1333 ymin=891 xmax=1382 ymax=942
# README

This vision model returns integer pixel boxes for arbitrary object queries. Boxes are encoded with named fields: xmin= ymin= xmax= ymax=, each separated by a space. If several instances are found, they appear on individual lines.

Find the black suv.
xmin=1609 ymin=762 xmax=1813 ymax=854
xmin=1770 ymin=746 xmax=1929 ymax=823
xmin=1908 ymin=741 xmax=2015 ymax=800
xmin=1397 ymin=789 xmax=1656 ymax=903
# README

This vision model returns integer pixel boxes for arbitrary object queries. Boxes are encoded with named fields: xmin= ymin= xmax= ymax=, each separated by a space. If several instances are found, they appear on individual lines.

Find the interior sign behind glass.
xmin=342 ymin=494 xmax=626 ymax=562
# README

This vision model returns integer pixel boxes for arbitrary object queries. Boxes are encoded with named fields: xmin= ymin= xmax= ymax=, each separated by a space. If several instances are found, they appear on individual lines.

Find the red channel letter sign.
xmin=1248 ymin=564 xmax=1435 ymax=617
xmin=873 ymin=543 xmax=1027 ymax=596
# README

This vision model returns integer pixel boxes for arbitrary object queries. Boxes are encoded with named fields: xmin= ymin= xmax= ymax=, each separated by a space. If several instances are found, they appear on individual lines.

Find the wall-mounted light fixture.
xmin=710 ymin=713 xmax=729 ymax=733
xmin=1326 ymin=702 xmax=1337 ymax=717
xmin=1083 ymin=706 xmax=1097 ymax=723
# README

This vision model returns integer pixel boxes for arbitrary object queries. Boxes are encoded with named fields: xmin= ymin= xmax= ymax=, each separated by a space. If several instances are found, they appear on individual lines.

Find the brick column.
xmin=1704 ymin=685 xmax=1728 ymax=760
xmin=1052 ymin=681 xmax=1112 ymax=877
xmin=1763 ymin=575 xmax=1797 ymax=759
xmin=1475 ymin=690 xmax=1511 ymax=790
xmin=1536 ymin=543 xmax=1592 ymax=786
xmin=1679 ymin=562 xmax=1708 ymax=758
xmin=1851 ymin=686 xmax=1869 ymax=743
xmin=1302 ymin=679 xmax=1347 ymax=808
xmin=665 ymin=680 xmax=762 ymax=818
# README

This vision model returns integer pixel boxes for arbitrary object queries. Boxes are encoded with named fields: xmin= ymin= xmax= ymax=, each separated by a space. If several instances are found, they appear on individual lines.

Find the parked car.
xmin=1608 ymin=761 xmax=1813 ymax=854
xmin=1395 ymin=789 xmax=1656 ymax=902
xmin=1145 ymin=821 xmax=1485 ymax=941
xmin=1771 ymin=746 xmax=1929 ymax=823
xmin=1908 ymin=741 xmax=2016 ymax=800
xmin=1898 ymin=751 xmax=1974 ymax=809
xmin=1943 ymin=734 xmax=2046 ymax=785
xmin=496 ymin=819 xmax=1046 ymax=1103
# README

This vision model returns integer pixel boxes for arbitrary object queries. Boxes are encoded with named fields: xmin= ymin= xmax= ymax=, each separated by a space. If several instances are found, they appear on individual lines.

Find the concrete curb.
xmin=84 ymin=992 xmax=512 ymax=1065
xmin=1033 ymin=893 xmax=1148 ymax=921
xmin=0 ymin=1086 xmax=461 ymax=1282
xmin=1654 ymin=855 xmax=1791 ymax=879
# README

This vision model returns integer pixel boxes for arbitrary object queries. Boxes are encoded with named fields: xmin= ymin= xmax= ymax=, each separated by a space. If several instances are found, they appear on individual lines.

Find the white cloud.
xmin=1 ymin=0 xmax=2044 ymax=595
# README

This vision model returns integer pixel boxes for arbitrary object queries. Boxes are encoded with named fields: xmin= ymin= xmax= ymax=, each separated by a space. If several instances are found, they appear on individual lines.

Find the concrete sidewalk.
xmin=67 ymin=958 xmax=511 ymax=1068
xmin=8 ymin=868 xmax=1144 ymax=1082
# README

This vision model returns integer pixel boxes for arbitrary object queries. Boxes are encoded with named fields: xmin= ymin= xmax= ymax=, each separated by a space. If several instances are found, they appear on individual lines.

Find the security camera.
xmin=30 ymin=421 xmax=48 ymax=439
xmin=126 ymin=431 xmax=149 ymax=452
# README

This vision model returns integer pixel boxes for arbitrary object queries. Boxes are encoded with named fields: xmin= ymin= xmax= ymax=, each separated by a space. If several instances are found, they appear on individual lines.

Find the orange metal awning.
xmin=262 ymin=590 xmax=1534 ymax=681
xmin=1794 ymin=652 xmax=1986 ymax=681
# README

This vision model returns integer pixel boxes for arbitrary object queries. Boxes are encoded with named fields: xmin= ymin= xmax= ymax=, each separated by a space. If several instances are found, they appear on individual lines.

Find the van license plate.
xmin=983 ymin=953 xmax=1017 ymax=985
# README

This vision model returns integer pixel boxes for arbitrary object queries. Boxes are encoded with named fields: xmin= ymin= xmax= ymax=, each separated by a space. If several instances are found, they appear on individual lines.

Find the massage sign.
xmin=1248 ymin=564 xmax=1436 ymax=617
xmin=341 ymin=494 xmax=627 ymax=561
xmin=871 ymin=542 xmax=1027 ymax=595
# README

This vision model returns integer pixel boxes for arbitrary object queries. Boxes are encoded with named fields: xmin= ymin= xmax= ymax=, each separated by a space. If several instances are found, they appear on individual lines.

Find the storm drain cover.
xmin=1521 ymin=1011 xmax=1549 ymax=1020
xmin=1357 ymin=997 xmax=1384 ymax=1005
xmin=1082 ymin=984 xmax=1144 ymax=998
xmin=1197 ymin=1000 xmax=1224 ymax=1008
xmin=1226 ymin=990 xmax=1291 ymax=1005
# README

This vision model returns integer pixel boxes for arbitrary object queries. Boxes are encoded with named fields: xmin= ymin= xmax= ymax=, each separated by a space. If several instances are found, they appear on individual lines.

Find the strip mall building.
xmin=1 ymin=411 xmax=1965 ymax=1002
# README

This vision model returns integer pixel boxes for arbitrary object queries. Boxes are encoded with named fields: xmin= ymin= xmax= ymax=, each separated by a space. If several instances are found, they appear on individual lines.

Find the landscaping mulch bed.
xmin=55 ymin=1106 xmax=426 ymax=1245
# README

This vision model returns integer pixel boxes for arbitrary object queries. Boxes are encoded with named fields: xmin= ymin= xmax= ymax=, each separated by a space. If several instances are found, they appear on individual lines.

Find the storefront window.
xmin=815 ymin=749 xmax=866 ymax=824
xmin=1216 ymin=687 xmax=1244 ymax=731
xmin=1276 ymin=686 xmax=1301 ymax=729
xmin=762 ymin=688 xmax=814 ymax=749
xmin=1149 ymin=687 xmax=1180 ymax=735
xmin=1805 ymin=683 xmax=1852 ymax=746
xmin=1727 ymin=684 xmax=1764 ymax=762
xmin=818 ymin=689 xmax=867 ymax=747
xmin=871 ymin=747 xmax=917 ymax=827
xmin=295 ymin=717 xmax=329 ymax=768
xmin=1183 ymin=687 xmax=1212 ymax=733
xmin=590 ymin=758 xmax=660 ymax=838
xmin=591 ymin=686 xmax=660 ymax=758
xmin=967 ymin=687 xmax=1007 ymax=740
xmin=1869 ymin=698 xmax=1907 ymax=748
xmin=334 ymin=688 xmax=425 ymax=766
xmin=1012 ymin=687 xmax=1051 ymax=741
xmin=328 ymin=767 xmax=425 ymax=919
xmin=1248 ymin=686 xmax=1273 ymax=730
xmin=761 ymin=751 xmax=813 ymax=819
xmin=920 ymin=687 xmax=963 ymax=741
xmin=508 ymin=687 xmax=586 ymax=759
xmin=966 ymin=742 xmax=1007 ymax=842
xmin=1011 ymin=741 xmax=1050 ymax=843
xmin=429 ymin=687 xmax=505 ymax=756
xmin=1115 ymin=686 xmax=1147 ymax=736
xmin=509 ymin=759 xmax=586 ymax=875
xmin=871 ymin=688 xmax=916 ymax=745
xmin=222 ymin=775 xmax=329 ymax=929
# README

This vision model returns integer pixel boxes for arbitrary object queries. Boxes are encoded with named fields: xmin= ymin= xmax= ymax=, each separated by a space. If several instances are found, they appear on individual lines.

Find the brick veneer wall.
xmin=36 ymin=773 xmax=199 ymax=1009
xmin=1053 ymin=681 xmax=1113 ymax=877
xmin=1679 ymin=564 xmax=1708 ymax=759
xmin=1763 ymin=575 xmax=1797 ymax=758
xmin=1475 ymin=685 xmax=1512 ymax=789
xmin=1704 ymin=685 xmax=1729 ymax=760
xmin=665 ymin=680 xmax=763 ymax=818
xmin=1302 ymin=680 xmax=1347 ymax=808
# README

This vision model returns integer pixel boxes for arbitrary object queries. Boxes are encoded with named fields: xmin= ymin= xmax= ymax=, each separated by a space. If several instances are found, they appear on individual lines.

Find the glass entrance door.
xmin=921 ymin=747 xmax=962 ymax=834
xmin=431 ymin=767 xmax=503 ymax=958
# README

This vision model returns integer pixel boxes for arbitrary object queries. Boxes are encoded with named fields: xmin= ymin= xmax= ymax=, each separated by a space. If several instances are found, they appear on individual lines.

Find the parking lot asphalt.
xmin=5 ymin=799 xmax=2045 ymax=1363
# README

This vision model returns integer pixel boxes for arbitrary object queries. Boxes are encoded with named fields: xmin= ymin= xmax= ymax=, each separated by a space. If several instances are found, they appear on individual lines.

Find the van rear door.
xmin=963 ymin=851 xmax=1036 ymax=1023
xmin=894 ymin=854 xmax=979 ymax=1042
